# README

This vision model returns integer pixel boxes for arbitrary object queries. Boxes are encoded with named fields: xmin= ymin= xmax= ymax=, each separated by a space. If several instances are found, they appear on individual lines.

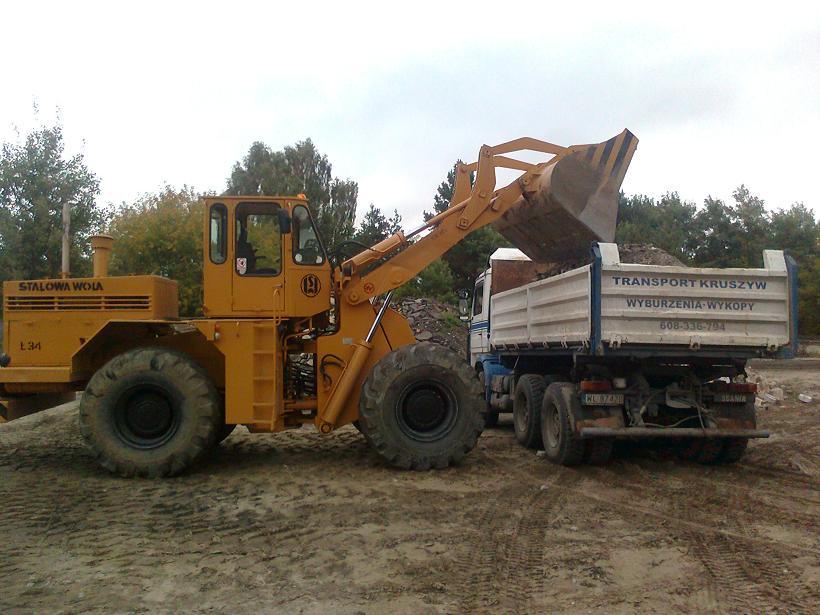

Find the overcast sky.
xmin=2 ymin=1 xmax=818 ymax=227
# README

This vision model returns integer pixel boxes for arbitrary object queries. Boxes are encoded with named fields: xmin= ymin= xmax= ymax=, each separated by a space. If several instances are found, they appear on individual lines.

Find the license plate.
xmin=581 ymin=393 xmax=624 ymax=406
xmin=713 ymin=393 xmax=747 ymax=403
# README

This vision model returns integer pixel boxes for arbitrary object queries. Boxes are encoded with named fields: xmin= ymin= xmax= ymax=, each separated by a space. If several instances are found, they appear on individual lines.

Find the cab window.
xmin=235 ymin=202 xmax=282 ymax=276
xmin=472 ymin=281 xmax=484 ymax=316
xmin=209 ymin=204 xmax=227 ymax=264
xmin=292 ymin=205 xmax=324 ymax=265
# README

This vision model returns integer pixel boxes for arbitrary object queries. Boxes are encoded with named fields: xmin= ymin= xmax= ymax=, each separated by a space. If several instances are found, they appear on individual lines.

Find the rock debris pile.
xmin=747 ymin=366 xmax=813 ymax=408
xmin=394 ymin=298 xmax=467 ymax=357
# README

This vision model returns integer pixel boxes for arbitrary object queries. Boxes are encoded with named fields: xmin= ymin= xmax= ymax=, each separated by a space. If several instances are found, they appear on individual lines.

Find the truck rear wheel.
xmin=79 ymin=348 xmax=222 ymax=478
xmin=719 ymin=438 xmax=748 ymax=463
xmin=514 ymin=374 xmax=545 ymax=449
xmin=584 ymin=438 xmax=613 ymax=465
xmin=678 ymin=439 xmax=723 ymax=464
xmin=540 ymin=382 xmax=586 ymax=466
xmin=358 ymin=343 xmax=484 ymax=470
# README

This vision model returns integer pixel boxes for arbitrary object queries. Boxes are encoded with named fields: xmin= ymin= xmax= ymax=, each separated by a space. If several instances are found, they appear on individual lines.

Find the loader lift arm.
xmin=340 ymin=129 xmax=638 ymax=305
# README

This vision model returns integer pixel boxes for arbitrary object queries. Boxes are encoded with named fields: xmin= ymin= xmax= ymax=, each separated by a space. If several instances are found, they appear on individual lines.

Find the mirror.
xmin=457 ymin=288 xmax=470 ymax=321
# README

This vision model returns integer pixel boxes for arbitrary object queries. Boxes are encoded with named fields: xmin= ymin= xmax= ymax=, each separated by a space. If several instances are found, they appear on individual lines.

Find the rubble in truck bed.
xmin=537 ymin=243 xmax=685 ymax=278
xmin=394 ymin=298 xmax=467 ymax=357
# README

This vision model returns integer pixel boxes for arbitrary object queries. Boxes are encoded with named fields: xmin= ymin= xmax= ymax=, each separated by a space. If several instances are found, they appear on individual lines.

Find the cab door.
xmin=231 ymin=201 xmax=286 ymax=314
xmin=283 ymin=203 xmax=331 ymax=317
xmin=469 ymin=271 xmax=491 ymax=366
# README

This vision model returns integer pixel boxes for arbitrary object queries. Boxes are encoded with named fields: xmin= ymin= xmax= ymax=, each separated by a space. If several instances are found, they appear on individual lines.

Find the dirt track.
xmin=1 ymin=363 xmax=818 ymax=614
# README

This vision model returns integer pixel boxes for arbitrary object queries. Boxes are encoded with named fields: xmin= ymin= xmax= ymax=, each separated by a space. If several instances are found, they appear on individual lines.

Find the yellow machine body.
xmin=0 ymin=197 xmax=416 ymax=431
xmin=0 ymin=131 xmax=637 ymax=433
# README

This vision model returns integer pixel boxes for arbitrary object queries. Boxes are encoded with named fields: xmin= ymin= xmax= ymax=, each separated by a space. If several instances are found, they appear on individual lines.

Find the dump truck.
xmin=0 ymin=130 xmax=637 ymax=476
xmin=467 ymin=244 xmax=798 ymax=465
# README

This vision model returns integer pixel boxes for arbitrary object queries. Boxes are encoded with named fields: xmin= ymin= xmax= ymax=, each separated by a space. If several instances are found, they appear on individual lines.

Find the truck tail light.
xmin=580 ymin=380 xmax=611 ymax=392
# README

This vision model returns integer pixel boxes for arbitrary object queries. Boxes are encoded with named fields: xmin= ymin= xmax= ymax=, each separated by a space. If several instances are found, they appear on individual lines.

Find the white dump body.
xmin=489 ymin=244 xmax=793 ymax=352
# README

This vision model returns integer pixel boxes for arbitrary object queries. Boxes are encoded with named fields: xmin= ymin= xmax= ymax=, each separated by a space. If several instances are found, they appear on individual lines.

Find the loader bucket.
xmin=493 ymin=129 xmax=638 ymax=262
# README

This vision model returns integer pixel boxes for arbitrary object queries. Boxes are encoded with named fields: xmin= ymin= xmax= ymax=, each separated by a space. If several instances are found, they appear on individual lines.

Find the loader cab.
xmin=202 ymin=196 xmax=331 ymax=318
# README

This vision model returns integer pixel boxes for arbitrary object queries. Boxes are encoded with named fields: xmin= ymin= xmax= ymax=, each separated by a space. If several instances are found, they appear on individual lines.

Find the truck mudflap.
xmin=579 ymin=427 xmax=770 ymax=439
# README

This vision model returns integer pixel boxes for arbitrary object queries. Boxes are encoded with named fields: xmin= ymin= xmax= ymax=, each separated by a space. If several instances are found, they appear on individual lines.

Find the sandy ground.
xmin=1 ymin=361 xmax=818 ymax=614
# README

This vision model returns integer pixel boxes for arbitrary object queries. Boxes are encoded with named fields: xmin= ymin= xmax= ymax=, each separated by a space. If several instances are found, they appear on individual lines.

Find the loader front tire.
xmin=79 ymin=348 xmax=221 ymax=478
xmin=359 ymin=342 xmax=484 ymax=470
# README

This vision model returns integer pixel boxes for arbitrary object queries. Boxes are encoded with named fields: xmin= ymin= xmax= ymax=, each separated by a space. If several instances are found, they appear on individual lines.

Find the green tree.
xmin=425 ymin=162 xmax=509 ymax=289
xmin=0 ymin=123 xmax=103 ymax=282
xmin=691 ymin=196 xmax=744 ymax=267
xmin=108 ymin=186 xmax=203 ymax=316
xmin=690 ymin=186 xmax=771 ymax=268
xmin=394 ymin=258 xmax=457 ymax=304
xmin=769 ymin=203 xmax=818 ymax=262
xmin=616 ymin=192 xmax=698 ymax=262
xmin=769 ymin=203 xmax=819 ymax=336
xmin=795 ymin=256 xmax=819 ymax=336
xmin=354 ymin=203 xmax=402 ymax=247
xmin=226 ymin=139 xmax=358 ymax=251
xmin=731 ymin=185 xmax=770 ymax=266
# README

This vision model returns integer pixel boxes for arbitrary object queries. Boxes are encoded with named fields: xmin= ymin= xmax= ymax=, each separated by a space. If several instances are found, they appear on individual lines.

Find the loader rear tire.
xmin=513 ymin=374 xmax=545 ymax=449
xmin=541 ymin=382 xmax=586 ymax=466
xmin=79 ymin=348 xmax=221 ymax=478
xmin=359 ymin=342 xmax=484 ymax=470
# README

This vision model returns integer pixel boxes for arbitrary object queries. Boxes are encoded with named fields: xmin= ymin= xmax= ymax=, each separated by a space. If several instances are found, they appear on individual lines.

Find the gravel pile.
xmin=538 ymin=244 xmax=685 ymax=277
xmin=618 ymin=244 xmax=685 ymax=267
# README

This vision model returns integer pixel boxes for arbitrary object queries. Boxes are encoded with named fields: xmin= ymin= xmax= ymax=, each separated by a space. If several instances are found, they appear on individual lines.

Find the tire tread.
xmin=79 ymin=347 xmax=220 ymax=478
xmin=359 ymin=343 xmax=483 ymax=471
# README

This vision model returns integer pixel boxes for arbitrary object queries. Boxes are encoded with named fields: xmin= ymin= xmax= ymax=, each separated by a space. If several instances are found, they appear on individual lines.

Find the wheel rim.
xmin=113 ymin=384 xmax=181 ymax=449
xmin=396 ymin=379 xmax=459 ymax=442
xmin=546 ymin=402 xmax=561 ymax=449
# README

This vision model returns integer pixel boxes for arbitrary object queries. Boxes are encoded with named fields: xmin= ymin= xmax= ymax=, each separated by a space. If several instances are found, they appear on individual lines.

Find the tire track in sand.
xmin=452 ymin=459 xmax=569 ymax=613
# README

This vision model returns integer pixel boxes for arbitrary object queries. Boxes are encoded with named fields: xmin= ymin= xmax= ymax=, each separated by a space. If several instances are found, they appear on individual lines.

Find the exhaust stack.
xmin=90 ymin=235 xmax=114 ymax=278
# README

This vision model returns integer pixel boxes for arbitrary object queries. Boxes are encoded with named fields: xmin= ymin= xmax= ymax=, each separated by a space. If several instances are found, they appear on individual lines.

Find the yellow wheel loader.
xmin=0 ymin=130 xmax=637 ymax=476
